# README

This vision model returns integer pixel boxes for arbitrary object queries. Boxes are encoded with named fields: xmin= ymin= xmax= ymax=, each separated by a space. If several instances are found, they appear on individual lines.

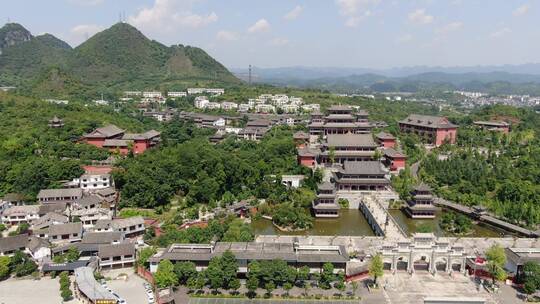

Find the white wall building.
xmin=255 ymin=104 xmax=276 ymax=113
xmin=221 ymin=102 xmax=238 ymax=110
xmin=206 ymin=102 xmax=221 ymax=110
xmin=168 ymin=91 xmax=187 ymax=98
xmin=143 ymin=91 xmax=162 ymax=98
xmin=188 ymin=88 xmax=206 ymax=95
xmin=71 ymin=174 xmax=113 ymax=192
xmin=194 ymin=96 xmax=209 ymax=109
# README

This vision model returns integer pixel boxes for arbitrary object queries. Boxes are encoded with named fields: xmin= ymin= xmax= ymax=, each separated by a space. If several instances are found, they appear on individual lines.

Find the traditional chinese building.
xmin=405 ymin=183 xmax=436 ymax=219
xmin=82 ymin=125 xmax=160 ymax=155
xmin=382 ymin=148 xmax=407 ymax=172
xmin=48 ymin=116 xmax=64 ymax=128
xmin=292 ymin=131 xmax=310 ymax=148
xmin=312 ymin=182 xmax=339 ymax=218
xmin=398 ymin=114 xmax=457 ymax=146
xmin=332 ymin=161 xmax=390 ymax=191
xmin=297 ymin=147 xmax=319 ymax=168
xmin=319 ymin=133 xmax=378 ymax=164
xmin=473 ymin=121 xmax=510 ymax=134
xmin=308 ymin=105 xmax=372 ymax=137
xmin=375 ymin=132 xmax=396 ymax=148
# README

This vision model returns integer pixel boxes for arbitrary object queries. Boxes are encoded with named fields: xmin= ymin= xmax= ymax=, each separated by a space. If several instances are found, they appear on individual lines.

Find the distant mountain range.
xmin=0 ymin=22 xmax=240 ymax=98
xmin=232 ymin=66 xmax=540 ymax=95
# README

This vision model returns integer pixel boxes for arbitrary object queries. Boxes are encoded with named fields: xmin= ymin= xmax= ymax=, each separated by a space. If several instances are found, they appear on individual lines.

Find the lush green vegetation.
xmin=0 ymin=92 xmax=158 ymax=198
xmin=485 ymin=244 xmax=507 ymax=285
xmin=522 ymin=261 xmax=540 ymax=297
xmin=59 ymin=271 xmax=73 ymax=301
xmin=439 ymin=212 xmax=472 ymax=235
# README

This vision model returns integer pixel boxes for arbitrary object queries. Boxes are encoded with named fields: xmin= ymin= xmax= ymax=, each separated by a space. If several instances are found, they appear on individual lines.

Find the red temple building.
xmin=293 ymin=131 xmax=310 ymax=148
xmin=82 ymin=124 xmax=160 ymax=155
xmin=398 ymin=114 xmax=457 ymax=146
xmin=297 ymin=147 xmax=318 ymax=168
xmin=382 ymin=148 xmax=406 ymax=172
xmin=308 ymin=105 xmax=372 ymax=137
xmin=375 ymin=132 xmax=396 ymax=148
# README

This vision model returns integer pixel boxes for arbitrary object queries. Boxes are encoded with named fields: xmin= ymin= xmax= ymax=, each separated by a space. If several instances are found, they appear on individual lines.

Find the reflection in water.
xmin=251 ymin=207 xmax=511 ymax=237
xmin=251 ymin=209 xmax=375 ymax=236
xmin=389 ymin=209 xmax=510 ymax=238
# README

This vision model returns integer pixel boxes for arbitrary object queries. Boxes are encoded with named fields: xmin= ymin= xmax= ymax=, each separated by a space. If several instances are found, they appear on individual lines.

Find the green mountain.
xmin=0 ymin=22 xmax=240 ymax=97
xmin=0 ymin=23 xmax=33 ymax=54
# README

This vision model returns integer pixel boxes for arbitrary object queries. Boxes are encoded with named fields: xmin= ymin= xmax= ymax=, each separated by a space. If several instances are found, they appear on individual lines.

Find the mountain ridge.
xmin=0 ymin=22 xmax=240 ymax=97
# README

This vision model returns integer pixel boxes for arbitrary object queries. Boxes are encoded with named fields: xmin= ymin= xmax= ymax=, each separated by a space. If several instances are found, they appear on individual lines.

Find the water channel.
xmin=251 ymin=207 xmax=512 ymax=237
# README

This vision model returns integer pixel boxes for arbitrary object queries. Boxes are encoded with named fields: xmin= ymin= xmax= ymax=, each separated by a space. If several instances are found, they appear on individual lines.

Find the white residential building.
xmin=255 ymin=104 xmax=276 ymax=113
xmin=290 ymin=97 xmax=303 ymax=105
xmin=221 ymin=102 xmax=238 ymax=110
xmin=205 ymin=88 xmax=225 ymax=95
xmin=143 ymin=91 xmax=162 ymax=98
xmin=213 ymin=118 xmax=226 ymax=127
xmin=238 ymin=104 xmax=252 ymax=112
xmin=206 ymin=102 xmax=221 ymax=110
xmin=1 ymin=205 xmax=40 ymax=225
xmin=187 ymin=88 xmax=206 ymax=95
xmin=194 ymin=96 xmax=209 ymax=109
xmin=124 ymin=91 xmax=142 ymax=97
xmin=280 ymin=104 xmax=299 ymax=113
xmin=302 ymin=104 xmax=320 ymax=112
xmin=94 ymin=99 xmax=109 ymax=106
xmin=168 ymin=91 xmax=187 ymax=98
xmin=70 ymin=174 xmax=113 ymax=192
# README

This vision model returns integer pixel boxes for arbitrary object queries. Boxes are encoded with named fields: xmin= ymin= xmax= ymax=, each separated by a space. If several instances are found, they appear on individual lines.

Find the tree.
xmin=283 ymin=282 xmax=293 ymax=296
xmin=0 ymin=256 xmax=10 ymax=280
xmin=320 ymin=262 xmax=335 ymax=289
xmin=229 ymin=278 xmax=241 ymax=294
xmin=246 ymin=276 xmax=259 ymax=297
xmin=220 ymin=250 xmax=239 ymax=288
xmin=174 ymin=261 xmax=197 ymax=285
xmin=154 ymin=260 xmax=178 ymax=288
xmin=137 ymin=247 xmax=157 ymax=269
xmin=522 ymin=261 xmax=540 ymax=298
xmin=15 ymin=223 xmax=29 ymax=235
xmin=60 ymin=288 xmax=72 ymax=301
xmin=369 ymin=254 xmax=384 ymax=286
xmin=265 ymin=281 xmax=275 ymax=296
xmin=15 ymin=260 xmax=37 ymax=277
xmin=351 ymin=280 xmax=359 ymax=295
xmin=186 ymin=272 xmax=205 ymax=292
xmin=297 ymin=265 xmax=310 ymax=286
xmin=485 ymin=244 xmax=507 ymax=285
xmin=65 ymin=247 xmax=80 ymax=263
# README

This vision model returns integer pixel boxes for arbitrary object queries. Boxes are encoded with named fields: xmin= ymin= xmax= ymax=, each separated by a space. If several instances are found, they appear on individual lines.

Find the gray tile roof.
xmin=376 ymin=132 xmax=395 ymax=140
xmin=342 ymin=161 xmax=386 ymax=175
xmin=75 ymin=195 xmax=103 ymax=208
xmin=2 ymin=205 xmax=40 ymax=216
xmin=48 ymin=222 xmax=83 ymax=236
xmin=75 ymin=267 xmax=116 ymax=301
xmin=2 ymin=193 xmax=26 ymax=202
xmin=82 ymin=232 xmax=123 ymax=244
xmin=0 ymin=234 xmax=28 ymax=253
xmin=327 ymin=105 xmax=353 ymax=112
xmin=318 ymin=182 xmax=335 ymax=191
xmin=96 ymin=187 xmax=116 ymax=197
xmin=38 ymin=203 xmax=66 ymax=215
xmin=326 ymin=133 xmax=377 ymax=148
xmin=399 ymin=114 xmax=457 ymax=129
xmin=98 ymin=243 xmax=135 ymax=258
xmin=26 ymin=236 xmax=50 ymax=253
xmin=37 ymin=188 xmax=82 ymax=199
xmin=85 ymin=124 xmax=125 ymax=138
xmin=383 ymin=147 xmax=406 ymax=158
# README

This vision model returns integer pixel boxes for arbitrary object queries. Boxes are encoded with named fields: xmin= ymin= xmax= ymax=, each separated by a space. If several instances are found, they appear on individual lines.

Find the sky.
xmin=2 ymin=0 xmax=539 ymax=69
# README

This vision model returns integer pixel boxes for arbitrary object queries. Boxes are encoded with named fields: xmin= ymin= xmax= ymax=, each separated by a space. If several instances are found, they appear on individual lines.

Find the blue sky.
xmin=2 ymin=0 xmax=539 ymax=69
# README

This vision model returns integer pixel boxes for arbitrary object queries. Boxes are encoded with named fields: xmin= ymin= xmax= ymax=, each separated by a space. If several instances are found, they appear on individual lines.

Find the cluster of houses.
xmin=193 ymin=94 xmax=321 ymax=114
xmin=0 ymin=166 xmax=145 ymax=274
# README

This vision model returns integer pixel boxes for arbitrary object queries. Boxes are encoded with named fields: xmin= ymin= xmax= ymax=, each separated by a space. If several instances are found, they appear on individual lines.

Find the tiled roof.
xmin=399 ymin=114 xmax=457 ymax=129
xmin=326 ymin=133 xmax=377 ymax=147
xmin=98 ymin=243 xmax=135 ymax=258
xmin=37 ymin=188 xmax=82 ymax=199
xmin=48 ymin=222 xmax=83 ymax=236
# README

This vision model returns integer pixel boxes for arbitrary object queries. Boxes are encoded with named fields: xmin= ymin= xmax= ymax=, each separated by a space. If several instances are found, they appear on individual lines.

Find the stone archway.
xmin=396 ymin=256 xmax=409 ymax=271
xmin=413 ymin=255 xmax=430 ymax=272
xmin=383 ymin=257 xmax=393 ymax=271
xmin=435 ymin=257 xmax=448 ymax=272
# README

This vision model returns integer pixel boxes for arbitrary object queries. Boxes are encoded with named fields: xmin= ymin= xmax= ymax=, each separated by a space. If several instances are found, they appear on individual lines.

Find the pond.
xmin=251 ymin=209 xmax=375 ymax=236
xmin=389 ymin=209 xmax=513 ymax=238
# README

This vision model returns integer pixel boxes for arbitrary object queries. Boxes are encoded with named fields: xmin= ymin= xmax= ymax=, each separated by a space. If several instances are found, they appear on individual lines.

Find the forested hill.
xmin=0 ymin=22 xmax=240 ymax=98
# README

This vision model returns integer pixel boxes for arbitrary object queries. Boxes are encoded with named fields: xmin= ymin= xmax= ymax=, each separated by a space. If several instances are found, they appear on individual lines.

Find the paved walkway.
xmin=362 ymin=195 xmax=407 ymax=240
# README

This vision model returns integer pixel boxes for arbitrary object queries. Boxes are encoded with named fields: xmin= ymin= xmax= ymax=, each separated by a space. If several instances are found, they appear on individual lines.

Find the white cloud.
xmin=436 ymin=21 xmax=463 ymax=34
xmin=248 ymin=19 xmax=271 ymax=34
xmin=128 ymin=0 xmax=218 ymax=33
xmin=284 ymin=5 xmax=303 ymax=20
xmin=396 ymin=34 xmax=413 ymax=43
xmin=64 ymin=24 xmax=104 ymax=46
xmin=408 ymin=9 xmax=434 ymax=25
xmin=335 ymin=0 xmax=379 ymax=27
xmin=513 ymin=4 xmax=530 ymax=16
xmin=216 ymin=30 xmax=239 ymax=41
xmin=490 ymin=27 xmax=511 ymax=39
xmin=269 ymin=37 xmax=289 ymax=46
